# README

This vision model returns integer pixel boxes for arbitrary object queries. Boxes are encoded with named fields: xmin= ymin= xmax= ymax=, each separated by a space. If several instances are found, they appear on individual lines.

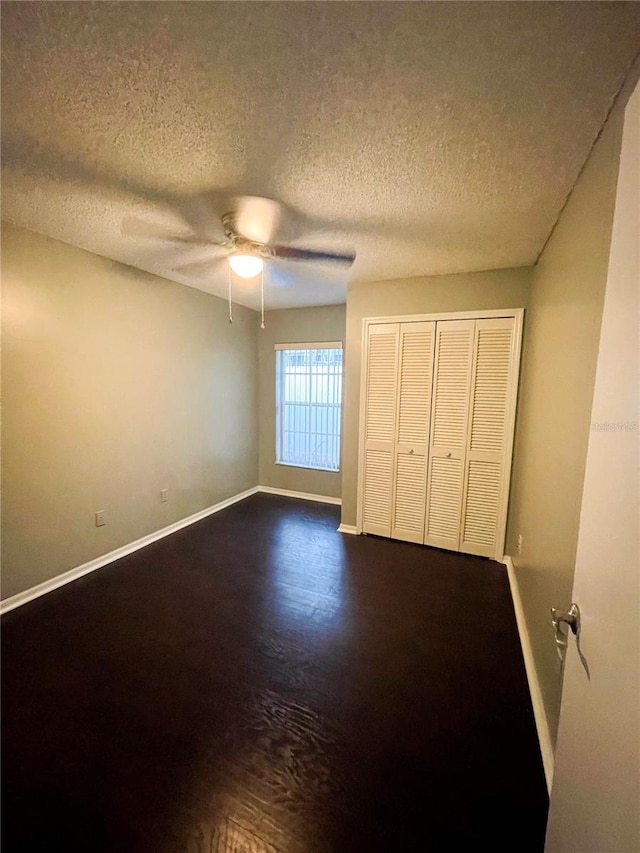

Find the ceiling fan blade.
xmin=121 ymin=215 xmax=223 ymax=249
xmin=171 ymin=255 xmax=228 ymax=279
xmin=121 ymin=215 xmax=176 ymax=239
xmin=148 ymin=243 xmax=229 ymax=271
xmin=271 ymin=245 xmax=356 ymax=266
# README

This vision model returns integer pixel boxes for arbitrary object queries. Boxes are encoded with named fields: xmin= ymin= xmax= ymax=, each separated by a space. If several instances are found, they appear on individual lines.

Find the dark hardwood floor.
xmin=2 ymin=494 xmax=548 ymax=852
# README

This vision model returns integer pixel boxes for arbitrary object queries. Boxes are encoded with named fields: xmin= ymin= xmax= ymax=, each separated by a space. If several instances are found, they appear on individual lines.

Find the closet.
xmin=358 ymin=311 xmax=522 ymax=560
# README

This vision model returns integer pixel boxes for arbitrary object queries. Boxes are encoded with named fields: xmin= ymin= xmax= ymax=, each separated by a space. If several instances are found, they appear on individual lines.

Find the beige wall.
xmin=1 ymin=224 xmax=259 ymax=599
xmin=258 ymin=305 xmax=345 ymax=499
xmin=506 ymin=107 xmax=624 ymax=745
xmin=341 ymin=267 xmax=532 ymax=526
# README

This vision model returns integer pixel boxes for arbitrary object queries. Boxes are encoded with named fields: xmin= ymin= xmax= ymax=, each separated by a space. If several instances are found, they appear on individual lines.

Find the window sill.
xmin=275 ymin=461 xmax=340 ymax=474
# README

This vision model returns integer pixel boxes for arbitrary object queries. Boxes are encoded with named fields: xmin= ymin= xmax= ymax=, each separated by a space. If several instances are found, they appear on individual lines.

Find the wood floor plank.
xmin=1 ymin=494 xmax=548 ymax=851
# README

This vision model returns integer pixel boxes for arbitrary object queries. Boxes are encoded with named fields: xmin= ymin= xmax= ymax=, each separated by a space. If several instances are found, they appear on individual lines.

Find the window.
xmin=275 ymin=343 xmax=343 ymax=472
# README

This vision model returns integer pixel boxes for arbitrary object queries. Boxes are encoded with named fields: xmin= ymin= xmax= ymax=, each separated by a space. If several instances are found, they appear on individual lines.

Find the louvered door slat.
xmin=460 ymin=318 xmax=515 ymax=557
xmin=393 ymin=453 xmax=428 ymax=543
xmin=391 ymin=322 xmax=435 ymax=543
xmin=462 ymin=460 xmax=501 ymax=547
xmin=424 ymin=320 xmax=474 ymax=550
xmin=425 ymin=456 xmax=464 ymax=541
xmin=362 ymin=324 xmax=399 ymax=536
xmin=432 ymin=321 xmax=473 ymax=448
xmin=365 ymin=329 xmax=398 ymax=442
xmin=397 ymin=325 xmax=434 ymax=445
xmin=363 ymin=449 xmax=394 ymax=532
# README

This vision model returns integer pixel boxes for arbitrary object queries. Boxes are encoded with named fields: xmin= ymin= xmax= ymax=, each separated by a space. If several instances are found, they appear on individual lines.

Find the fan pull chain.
xmin=228 ymin=265 xmax=233 ymax=324
xmin=260 ymin=266 xmax=265 ymax=329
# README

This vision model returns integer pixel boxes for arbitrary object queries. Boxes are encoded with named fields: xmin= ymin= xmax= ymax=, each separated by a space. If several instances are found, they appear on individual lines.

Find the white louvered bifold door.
xmin=459 ymin=317 xmax=515 ymax=557
xmin=361 ymin=324 xmax=399 ymax=537
xmin=424 ymin=320 xmax=475 ymax=550
xmin=391 ymin=322 xmax=436 ymax=543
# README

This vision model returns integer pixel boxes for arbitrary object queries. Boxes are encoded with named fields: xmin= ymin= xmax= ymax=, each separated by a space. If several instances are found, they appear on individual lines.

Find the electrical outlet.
xmin=160 ymin=488 xmax=169 ymax=503
xmin=95 ymin=510 xmax=106 ymax=527
xmin=517 ymin=533 xmax=523 ymax=555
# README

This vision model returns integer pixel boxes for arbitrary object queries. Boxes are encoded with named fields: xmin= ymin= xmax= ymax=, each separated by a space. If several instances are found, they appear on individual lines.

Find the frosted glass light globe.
xmin=229 ymin=254 xmax=264 ymax=278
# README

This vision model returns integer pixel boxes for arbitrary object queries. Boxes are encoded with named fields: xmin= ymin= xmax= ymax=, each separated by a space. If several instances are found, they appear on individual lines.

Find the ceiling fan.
xmin=122 ymin=195 xmax=356 ymax=280
xmin=122 ymin=195 xmax=355 ymax=326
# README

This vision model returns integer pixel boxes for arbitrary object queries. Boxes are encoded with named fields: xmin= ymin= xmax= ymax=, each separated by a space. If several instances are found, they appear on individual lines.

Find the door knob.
xmin=551 ymin=603 xmax=581 ymax=649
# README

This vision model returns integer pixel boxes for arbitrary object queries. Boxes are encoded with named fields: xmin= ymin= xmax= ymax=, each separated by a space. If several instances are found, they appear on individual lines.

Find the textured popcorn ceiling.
xmin=2 ymin=2 xmax=640 ymax=310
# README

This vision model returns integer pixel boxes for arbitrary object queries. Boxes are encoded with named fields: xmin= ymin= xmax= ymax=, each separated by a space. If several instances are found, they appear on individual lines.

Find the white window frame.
xmin=275 ymin=341 xmax=343 ymax=473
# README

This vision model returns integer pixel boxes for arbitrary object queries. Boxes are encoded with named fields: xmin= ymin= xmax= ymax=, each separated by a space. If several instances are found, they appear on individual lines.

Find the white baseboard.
xmin=0 ymin=486 xmax=261 ymax=615
xmin=337 ymin=523 xmax=358 ymax=534
xmin=503 ymin=554 xmax=555 ymax=793
xmin=257 ymin=486 xmax=341 ymax=506
xmin=0 ymin=486 xmax=343 ymax=615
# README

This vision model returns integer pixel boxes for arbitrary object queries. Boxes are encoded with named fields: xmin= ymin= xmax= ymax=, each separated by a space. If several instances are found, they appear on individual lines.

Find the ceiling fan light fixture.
xmin=229 ymin=253 xmax=263 ymax=278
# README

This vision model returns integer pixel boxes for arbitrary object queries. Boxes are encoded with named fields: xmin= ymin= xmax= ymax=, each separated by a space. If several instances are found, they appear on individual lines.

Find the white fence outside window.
xmin=275 ymin=344 xmax=343 ymax=472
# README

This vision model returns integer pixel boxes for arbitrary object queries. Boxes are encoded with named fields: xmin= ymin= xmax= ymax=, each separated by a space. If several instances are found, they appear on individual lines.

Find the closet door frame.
xmin=356 ymin=308 xmax=524 ymax=561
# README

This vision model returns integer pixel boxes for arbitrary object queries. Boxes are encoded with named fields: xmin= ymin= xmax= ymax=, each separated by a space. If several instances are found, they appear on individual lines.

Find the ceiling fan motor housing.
xmin=222 ymin=212 xmax=274 ymax=259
